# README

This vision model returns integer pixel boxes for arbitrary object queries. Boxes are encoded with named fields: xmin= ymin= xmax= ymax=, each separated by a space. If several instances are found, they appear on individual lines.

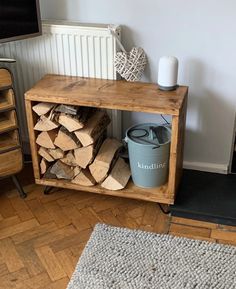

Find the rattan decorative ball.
xmin=114 ymin=47 xmax=147 ymax=82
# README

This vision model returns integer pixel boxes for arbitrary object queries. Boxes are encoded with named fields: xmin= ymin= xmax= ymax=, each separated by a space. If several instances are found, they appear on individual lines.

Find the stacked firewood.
xmin=33 ymin=103 xmax=131 ymax=190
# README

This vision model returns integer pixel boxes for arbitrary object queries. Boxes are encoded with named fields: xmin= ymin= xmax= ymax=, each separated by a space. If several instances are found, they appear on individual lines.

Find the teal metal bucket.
xmin=125 ymin=123 xmax=171 ymax=188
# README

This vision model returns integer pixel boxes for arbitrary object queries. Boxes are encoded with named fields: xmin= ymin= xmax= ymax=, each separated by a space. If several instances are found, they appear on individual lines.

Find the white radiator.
xmin=0 ymin=21 xmax=121 ymax=151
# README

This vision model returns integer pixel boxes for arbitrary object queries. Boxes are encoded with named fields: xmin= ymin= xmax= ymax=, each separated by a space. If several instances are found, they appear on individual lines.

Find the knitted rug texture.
xmin=67 ymin=223 xmax=236 ymax=289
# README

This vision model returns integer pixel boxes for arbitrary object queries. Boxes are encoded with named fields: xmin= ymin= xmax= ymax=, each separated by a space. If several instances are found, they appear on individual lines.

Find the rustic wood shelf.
xmin=25 ymin=74 xmax=188 ymax=204
xmin=0 ymin=68 xmax=23 ymax=179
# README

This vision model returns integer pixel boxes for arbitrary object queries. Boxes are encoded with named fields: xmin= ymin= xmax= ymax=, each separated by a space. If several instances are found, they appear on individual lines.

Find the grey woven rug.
xmin=67 ymin=223 xmax=236 ymax=289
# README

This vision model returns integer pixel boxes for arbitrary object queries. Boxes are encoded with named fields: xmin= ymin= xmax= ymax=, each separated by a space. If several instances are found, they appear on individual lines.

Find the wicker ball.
xmin=114 ymin=47 xmax=147 ymax=82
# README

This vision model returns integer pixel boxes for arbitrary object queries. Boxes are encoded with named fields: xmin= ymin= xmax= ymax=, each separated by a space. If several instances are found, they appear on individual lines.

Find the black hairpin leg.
xmin=11 ymin=175 xmax=27 ymax=199
xmin=44 ymin=186 xmax=54 ymax=195
xmin=157 ymin=203 xmax=170 ymax=215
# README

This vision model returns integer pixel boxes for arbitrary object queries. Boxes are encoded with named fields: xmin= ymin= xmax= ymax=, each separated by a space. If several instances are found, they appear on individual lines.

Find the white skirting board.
xmin=183 ymin=161 xmax=228 ymax=174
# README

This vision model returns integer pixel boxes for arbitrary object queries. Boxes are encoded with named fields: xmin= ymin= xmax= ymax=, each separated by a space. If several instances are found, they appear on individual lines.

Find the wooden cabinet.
xmin=0 ymin=68 xmax=23 ymax=177
xmin=25 ymin=74 xmax=188 ymax=204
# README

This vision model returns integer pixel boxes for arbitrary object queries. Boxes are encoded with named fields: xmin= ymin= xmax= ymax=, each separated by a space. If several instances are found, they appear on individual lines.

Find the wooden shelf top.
xmin=25 ymin=74 xmax=188 ymax=116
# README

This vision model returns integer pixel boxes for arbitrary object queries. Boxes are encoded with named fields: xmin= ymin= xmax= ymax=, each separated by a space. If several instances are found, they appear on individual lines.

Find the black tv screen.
xmin=0 ymin=0 xmax=41 ymax=43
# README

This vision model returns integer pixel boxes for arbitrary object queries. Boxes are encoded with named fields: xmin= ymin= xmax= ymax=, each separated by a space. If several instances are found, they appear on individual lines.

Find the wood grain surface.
xmin=0 ymin=175 xmax=235 ymax=289
xmin=25 ymin=74 xmax=188 ymax=116
xmin=25 ymin=75 xmax=188 ymax=204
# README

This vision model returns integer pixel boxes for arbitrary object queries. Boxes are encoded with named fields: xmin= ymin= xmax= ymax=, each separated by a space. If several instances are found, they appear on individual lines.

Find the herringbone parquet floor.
xmin=0 ymin=166 xmax=235 ymax=289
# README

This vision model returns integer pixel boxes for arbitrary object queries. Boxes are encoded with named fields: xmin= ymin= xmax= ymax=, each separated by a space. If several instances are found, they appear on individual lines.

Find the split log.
xmin=55 ymin=104 xmax=78 ymax=115
xmin=72 ymin=169 xmax=96 ymax=186
xmin=77 ymin=107 xmax=95 ymax=124
xmin=74 ymin=145 xmax=94 ymax=169
xmin=50 ymin=160 xmax=74 ymax=180
xmin=58 ymin=107 xmax=92 ymax=132
xmin=54 ymin=127 xmax=81 ymax=151
xmin=36 ymin=130 xmax=58 ymax=149
xmin=32 ymin=103 xmax=55 ymax=116
xmin=48 ymin=148 xmax=64 ymax=160
xmin=43 ymin=166 xmax=57 ymax=179
xmin=34 ymin=115 xmax=59 ymax=131
xmin=74 ymin=166 xmax=82 ymax=177
xmin=101 ymin=158 xmax=131 ymax=190
xmin=40 ymin=158 xmax=49 ymax=175
xmin=38 ymin=147 xmax=54 ymax=162
xmin=89 ymin=138 xmax=123 ymax=183
xmin=58 ymin=113 xmax=84 ymax=132
xmin=74 ymin=110 xmax=110 ymax=146
xmin=74 ymin=134 xmax=104 ymax=169
xmin=61 ymin=151 xmax=77 ymax=166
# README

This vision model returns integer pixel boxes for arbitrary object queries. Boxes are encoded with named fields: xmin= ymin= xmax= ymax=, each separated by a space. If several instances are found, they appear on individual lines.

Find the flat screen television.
xmin=0 ymin=0 xmax=42 ymax=44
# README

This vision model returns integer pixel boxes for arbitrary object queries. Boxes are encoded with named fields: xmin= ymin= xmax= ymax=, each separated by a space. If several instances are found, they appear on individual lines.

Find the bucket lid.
xmin=126 ymin=123 xmax=171 ymax=148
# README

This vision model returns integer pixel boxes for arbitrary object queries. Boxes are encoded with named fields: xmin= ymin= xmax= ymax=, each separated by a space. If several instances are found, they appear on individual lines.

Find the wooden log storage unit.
xmin=0 ymin=68 xmax=23 ymax=176
xmin=0 ymin=67 xmax=26 ymax=198
xmin=25 ymin=74 xmax=188 ymax=205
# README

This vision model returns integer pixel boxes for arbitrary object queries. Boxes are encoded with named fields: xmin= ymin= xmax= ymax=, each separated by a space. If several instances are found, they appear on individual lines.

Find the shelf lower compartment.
xmin=35 ymin=178 xmax=174 ymax=204
xmin=25 ymin=77 xmax=188 ymax=205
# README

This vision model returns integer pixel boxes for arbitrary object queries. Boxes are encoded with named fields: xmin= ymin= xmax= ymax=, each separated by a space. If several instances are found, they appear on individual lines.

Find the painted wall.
xmin=39 ymin=0 xmax=236 ymax=172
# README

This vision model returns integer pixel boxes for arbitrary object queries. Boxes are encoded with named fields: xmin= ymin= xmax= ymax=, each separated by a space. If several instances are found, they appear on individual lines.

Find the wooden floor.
xmin=0 ymin=172 xmax=235 ymax=288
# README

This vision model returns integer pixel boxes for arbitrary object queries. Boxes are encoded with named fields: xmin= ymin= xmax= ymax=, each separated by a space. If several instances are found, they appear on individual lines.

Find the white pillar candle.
xmin=158 ymin=56 xmax=178 ymax=91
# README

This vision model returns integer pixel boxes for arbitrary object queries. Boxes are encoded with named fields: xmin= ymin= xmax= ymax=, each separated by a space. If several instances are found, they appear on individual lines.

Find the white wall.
xmin=40 ymin=0 xmax=236 ymax=173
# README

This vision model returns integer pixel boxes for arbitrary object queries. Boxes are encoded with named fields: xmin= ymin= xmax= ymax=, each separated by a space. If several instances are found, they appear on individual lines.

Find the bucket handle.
xmin=124 ymin=128 xmax=160 ymax=149
xmin=150 ymin=125 xmax=171 ymax=146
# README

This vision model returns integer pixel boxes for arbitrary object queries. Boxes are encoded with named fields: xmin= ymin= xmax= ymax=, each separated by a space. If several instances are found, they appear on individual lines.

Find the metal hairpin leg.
xmin=157 ymin=203 xmax=170 ymax=215
xmin=44 ymin=186 xmax=54 ymax=195
xmin=11 ymin=175 xmax=27 ymax=199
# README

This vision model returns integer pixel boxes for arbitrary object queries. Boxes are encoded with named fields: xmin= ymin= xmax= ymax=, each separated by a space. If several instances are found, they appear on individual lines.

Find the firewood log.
xmin=40 ymin=158 xmax=49 ymax=175
xmin=74 ymin=134 xmax=104 ymax=169
xmin=34 ymin=115 xmax=59 ymax=131
xmin=48 ymin=148 xmax=64 ymax=160
xmin=89 ymin=138 xmax=123 ymax=183
xmin=74 ymin=110 xmax=110 ymax=146
xmin=58 ymin=113 xmax=84 ymax=132
xmin=72 ymin=169 xmax=96 ymax=186
xmin=32 ymin=103 xmax=55 ymax=116
xmin=36 ymin=130 xmax=58 ymax=149
xmin=101 ymin=158 xmax=131 ymax=190
xmin=61 ymin=151 xmax=77 ymax=166
xmin=54 ymin=127 xmax=81 ymax=151
xmin=43 ymin=166 xmax=57 ymax=179
xmin=38 ymin=147 xmax=54 ymax=162
xmin=58 ymin=107 xmax=92 ymax=132
xmin=74 ymin=166 xmax=82 ymax=177
xmin=77 ymin=107 xmax=94 ymax=124
xmin=50 ymin=160 xmax=74 ymax=180
xmin=55 ymin=104 xmax=78 ymax=115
